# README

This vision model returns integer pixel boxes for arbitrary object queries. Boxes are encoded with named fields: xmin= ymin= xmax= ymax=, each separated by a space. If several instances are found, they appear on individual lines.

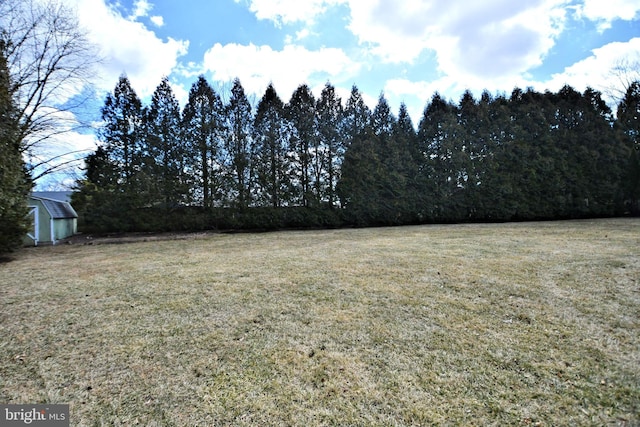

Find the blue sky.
xmin=38 ymin=0 xmax=640 ymax=188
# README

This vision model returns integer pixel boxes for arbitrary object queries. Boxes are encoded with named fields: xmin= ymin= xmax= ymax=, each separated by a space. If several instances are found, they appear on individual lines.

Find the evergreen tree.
xmin=548 ymin=85 xmax=589 ymax=216
xmin=71 ymin=146 xmax=123 ymax=231
xmin=253 ymin=83 xmax=290 ymax=207
xmin=417 ymin=93 xmax=460 ymax=221
xmin=73 ymin=75 xmax=636 ymax=231
xmin=371 ymin=92 xmax=395 ymax=139
xmin=579 ymin=87 xmax=626 ymax=216
xmin=85 ymin=146 xmax=119 ymax=188
xmin=147 ymin=77 xmax=185 ymax=206
xmin=546 ymin=85 xmax=623 ymax=217
xmin=506 ymin=88 xmax=555 ymax=219
xmin=337 ymin=129 xmax=385 ymax=225
xmin=617 ymin=81 xmax=640 ymax=214
xmin=456 ymin=90 xmax=484 ymax=218
xmin=97 ymin=75 xmax=149 ymax=204
xmin=392 ymin=103 xmax=422 ymax=221
xmin=287 ymin=84 xmax=316 ymax=206
xmin=470 ymin=91 xmax=507 ymax=220
xmin=343 ymin=85 xmax=371 ymax=147
xmin=316 ymin=83 xmax=343 ymax=208
xmin=618 ymin=81 xmax=640 ymax=149
xmin=224 ymin=78 xmax=253 ymax=208
xmin=0 ymin=40 xmax=32 ymax=252
xmin=370 ymin=93 xmax=406 ymax=222
xmin=182 ymin=76 xmax=225 ymax=207
xmin=75 ymin=77 xmax=147 ymax=231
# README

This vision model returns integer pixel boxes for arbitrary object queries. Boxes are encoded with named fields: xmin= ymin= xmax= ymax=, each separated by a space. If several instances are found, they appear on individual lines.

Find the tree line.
xmin=72 ymin=74 xmax=640 ymax=232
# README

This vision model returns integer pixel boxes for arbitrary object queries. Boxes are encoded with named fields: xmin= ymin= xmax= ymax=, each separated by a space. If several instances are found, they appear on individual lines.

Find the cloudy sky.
xmin=39 ymin=0 xmax=640 ymax=188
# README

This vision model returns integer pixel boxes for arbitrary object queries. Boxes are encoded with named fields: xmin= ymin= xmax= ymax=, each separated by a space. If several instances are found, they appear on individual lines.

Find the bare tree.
xmin=603 ymin=52 xmax=640 ymax=107
xmin=0 ymin=0 xmax=99 ymax=184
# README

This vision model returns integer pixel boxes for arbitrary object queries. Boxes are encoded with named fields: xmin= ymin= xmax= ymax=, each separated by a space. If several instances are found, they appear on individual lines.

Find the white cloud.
xmin=541 ymin=38 xmax=640 ymax=105
xmin=384 ymin=76 xmax=469 ymax=121
xmin=296 ymin=28 xmax=311 ymax=40
xmin=385 ymin=78 xmax=444 ymax=101
xmin=238 ymin=0 xmax=344 ymax=25
xmin=27 ymin=109 xmax=99 ymax=189
xmin=384 ymin=37 xmax=640 ymax=121
xmin=150 ymin=15 xmax=164 ymax=27
xmin=346 ymin=0 xmax=567 ymax=77
xmin=32 ymin=0 xmax=189 ymax=188
xmin=575 ymin=0 xmax=640 ymax=30
xmin=129 ymin=0 xmax=152 ymax=20
xmin=69 ymin=0 xmax=189 ymax=97
xmin=168 ymin=79 xmax=190 ymax=107
xmin=202 ymin=42 xmax=359 ymax=100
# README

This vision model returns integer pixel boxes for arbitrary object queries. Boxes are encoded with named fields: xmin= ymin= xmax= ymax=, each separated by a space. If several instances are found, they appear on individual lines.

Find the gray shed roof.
xmin=32 ymin=191 xmax=73 ymax=203
xmin=31 ymin=196 xmax=78 ymax=219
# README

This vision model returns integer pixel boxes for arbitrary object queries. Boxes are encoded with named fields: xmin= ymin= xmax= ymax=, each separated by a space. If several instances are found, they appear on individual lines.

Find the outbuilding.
xmin=24 ymin=193 xmax=78 ymax=246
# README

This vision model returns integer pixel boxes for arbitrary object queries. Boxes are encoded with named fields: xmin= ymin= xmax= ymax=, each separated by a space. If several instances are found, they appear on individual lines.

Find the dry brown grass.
xmin=1 ymin=219 xmax=639 ymax=426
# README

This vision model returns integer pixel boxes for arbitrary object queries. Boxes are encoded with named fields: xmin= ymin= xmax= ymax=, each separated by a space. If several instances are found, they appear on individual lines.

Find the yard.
xmin=1 ymin=219 xmax=639 ymax=426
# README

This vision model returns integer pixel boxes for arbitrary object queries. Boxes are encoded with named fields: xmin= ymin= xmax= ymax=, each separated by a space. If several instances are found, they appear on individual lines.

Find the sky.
xmin=36 ymin=0 xmax=640 ymax=188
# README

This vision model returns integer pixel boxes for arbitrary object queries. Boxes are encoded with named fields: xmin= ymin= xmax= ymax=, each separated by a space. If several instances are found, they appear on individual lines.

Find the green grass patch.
xmin=1 ymin=219 xmax=639 ymax=425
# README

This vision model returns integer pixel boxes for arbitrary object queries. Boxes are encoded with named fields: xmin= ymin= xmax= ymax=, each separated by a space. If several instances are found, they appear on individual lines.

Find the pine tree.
xmin=579 ymin=87 xmax=625 ymax=216
xmin=75 ymin=76 xmax=147 ymax=231
xmin=391 ymin=103 xmax=421 ymax=221
xmin=468 ymin=90 xmax=502 ymax=219
xmin=371 ymin=93 xmax=404 ymax=223
xmin=456 ymin=90 xmax=482 ymax=218
xmin=286 ymin=84 xmax=316 ymax=206
xmin=147 ymin=77 xmax=185 ymax=206
xmin=0 ymin=40 xmax=32 ymax=252
xmin=225 ymin=78 xmax=253 ymax=208
xmin=343 ymin=85 xmax=371 ymax=147
xmin=337 ymin=129 xmax=385 ymax=225
xmin=98 ymin=75 xmax=148 ymax=203
xmin=253 ymin=83 xmax=289 ymax=207
xmin=316 ymin=83 xmax=343 ymax=208
xmin=182 ymin=76 xmax=225 ymax=207
xmin=616 ymin=81 xmax=640 ymax=214
xmin=371 ymin=92 xmax=395 ymax=140
xmin=71 ymin=146 xmax=122 ymax=232
xmin=417 ymin=93 xmax=459 ymax=221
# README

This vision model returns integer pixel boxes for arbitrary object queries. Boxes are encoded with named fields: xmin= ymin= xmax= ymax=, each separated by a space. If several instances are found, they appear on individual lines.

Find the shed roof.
xmin=32 ymin=191 xmax=73 ymax=203
xmin=31 ymin=196 xmax=78 ymax=219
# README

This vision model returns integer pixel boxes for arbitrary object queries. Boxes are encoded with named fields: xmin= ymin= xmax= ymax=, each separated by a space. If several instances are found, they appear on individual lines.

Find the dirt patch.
xmin=65 ymin=230 xmax=218 ymax=246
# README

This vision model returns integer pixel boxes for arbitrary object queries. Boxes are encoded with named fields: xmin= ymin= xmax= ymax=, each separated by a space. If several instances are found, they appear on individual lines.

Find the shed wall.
xmin=24 ymin=197 xmax=78 ymax=245
xmin=36 ymin=200 xmax=51 ymax=243
xmin=53 ymin=217 xmax=77 ymax=241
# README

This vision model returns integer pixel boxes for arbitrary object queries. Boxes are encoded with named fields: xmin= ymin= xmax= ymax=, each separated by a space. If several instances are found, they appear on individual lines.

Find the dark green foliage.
xmin=617 ymin=81 xmax=640 ymax=214
xmin=286 ymin=84 xmax=316 ymax=206
xmin=73 ymin=76 xmax=149 ymax=231
xmin=72 ymin=146 xmax=137 ymax=232
xmin=392 ymin=103 xmax=422 ymax=221
xmin=343 ymin=85 xmax=371 ymax=146
xmin=0 ymin=41 xmax=32 ymax=252
xmin=337 ymin=129 xmax=390 ymax=226
xmin=98 ymin=75 xmax=146 ymax=192
xmin=316 ymin=83 xmax=344 ymax=208
xmin=253 ymin=83 xmax=290 ymax=207
xmin=417 ymin=93 xmax=461 ymax=221
xmin=182 ymin=76 xmax=225 ymax=208
xmin=147 ymin=77 xmax=186 ymax=206
xmin=75 ymin=75 xmax=636 ymax=233
xmin=225 ymin=78 xmax=253 ymax=208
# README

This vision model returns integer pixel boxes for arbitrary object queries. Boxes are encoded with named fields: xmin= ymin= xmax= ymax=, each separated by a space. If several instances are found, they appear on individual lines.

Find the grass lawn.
xmin=1 ymin=219 xmax=639 ymax=426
